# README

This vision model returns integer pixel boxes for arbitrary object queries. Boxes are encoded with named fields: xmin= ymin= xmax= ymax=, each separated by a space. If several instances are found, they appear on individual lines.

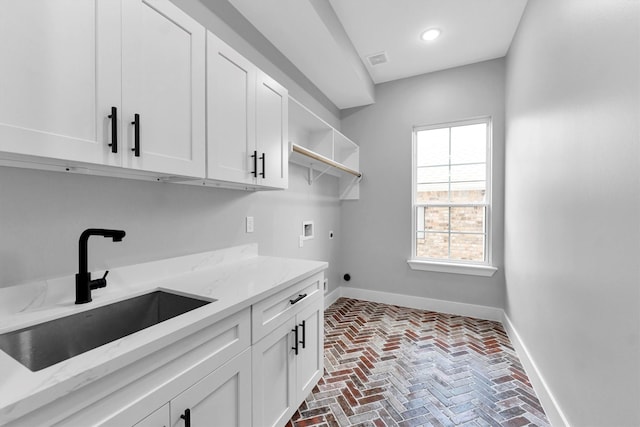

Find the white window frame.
xmin=408 ymin=117 xmax=497 ymax=277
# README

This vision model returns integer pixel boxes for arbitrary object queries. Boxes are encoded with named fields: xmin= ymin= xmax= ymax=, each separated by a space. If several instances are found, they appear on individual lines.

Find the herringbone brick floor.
xmin=286 ymin=298 xmax=549 ymax=427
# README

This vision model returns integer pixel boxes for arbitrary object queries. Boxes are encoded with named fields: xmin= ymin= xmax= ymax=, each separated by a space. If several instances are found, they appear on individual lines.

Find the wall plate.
xmin=302 ymin=221 xmax=314 ymax=240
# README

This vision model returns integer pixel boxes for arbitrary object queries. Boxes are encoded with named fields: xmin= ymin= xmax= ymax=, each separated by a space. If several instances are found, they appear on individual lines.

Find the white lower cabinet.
xmin=124 ymin=275 xmax=324 ymax=427
xmin=170 ymin=348 xmax=252 ymax=427
xmin=252 ymin=291 xmax=324 ymax=427
xmin=295 ymin=302 xmax=324 ymax=400
xmin=252 ymin=317 xmax=297 ymax=427
xmin=19 ymin=274 xmax=325 ymax=427
xmin=133 ymin=404 xmax=169 ymax=427
xmin=131 ymin=349 xmax=251 ymax=427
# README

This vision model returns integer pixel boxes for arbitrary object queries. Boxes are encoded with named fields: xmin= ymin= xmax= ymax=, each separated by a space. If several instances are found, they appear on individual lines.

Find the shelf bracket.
xmin=339 ymin=174 xmax=362 ymax=200
xmin=307 ymin=165 xmax=332 ymax=185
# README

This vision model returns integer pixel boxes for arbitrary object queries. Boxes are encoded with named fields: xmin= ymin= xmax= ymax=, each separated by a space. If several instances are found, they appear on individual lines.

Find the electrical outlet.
xmin=246 ymin=216 xmax=254 ymax=233
xmin=299 ymin=235 xmax=304 ymax=248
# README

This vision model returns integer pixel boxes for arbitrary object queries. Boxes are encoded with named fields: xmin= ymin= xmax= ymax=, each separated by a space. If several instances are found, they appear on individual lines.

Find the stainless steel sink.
xmin=0 ymin=291 xmax=214 ymax=372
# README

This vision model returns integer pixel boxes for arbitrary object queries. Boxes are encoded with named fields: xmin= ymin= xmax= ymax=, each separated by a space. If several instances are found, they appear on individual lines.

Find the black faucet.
xmin=75 ymin=228 xmax=126 ymax=304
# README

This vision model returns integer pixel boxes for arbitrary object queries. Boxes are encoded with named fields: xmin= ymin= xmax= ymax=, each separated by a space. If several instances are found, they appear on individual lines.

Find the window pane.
xmin=416 ymin=206 xmax=425 ymax=237
xmin=413 ymin=119 xmax=490 ymax=263
xmin=450 ymin=206 xmax=485 ymax=233
xmin=451 ymin=123 xmax=486 ymax=164
xmin=450 ymin=182 xmax=486 ymax=202
xmin=416 ymin=128 xmax=449 ymax=166
xmin=425 ymin=207 xmax=448 ymax=232
xmin=416 ymin=183 xmax=449 ymax=202
xmin=450 ymin=234 xmax=485 ymax=261
xmin=450 ymin=164 xmax=485 ymax=182
xmin=417 ymin=233 xmax=449 ymax=259
xmin=417 ymin=166 xmax=449 ymax=184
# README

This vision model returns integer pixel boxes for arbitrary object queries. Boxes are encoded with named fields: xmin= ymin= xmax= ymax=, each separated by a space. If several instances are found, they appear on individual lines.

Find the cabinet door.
xmin=295 ymin=300 xmax=324 ymax=400
xmin=122 ymin=0 xmax=205 ymax=178
xmin=133 ymin=403 xmax=169 ymax=427
xmin=207 ymin=32 xmax=256 ymax=185
xmin=0 ymin=0 xmax=121 ymax=166
xmin=256 ymin=72 xmax=288 ymax=189
xmin=252 ymin=317 xmax=297 ymax=427
xmin=171 ymin=348 xmax=251 ymax=427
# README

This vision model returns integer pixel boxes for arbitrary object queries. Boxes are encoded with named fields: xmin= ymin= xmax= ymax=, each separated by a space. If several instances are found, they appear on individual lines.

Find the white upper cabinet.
xmin=207 ymin=33 xmax=256 ymax=185
xmin=0 ymin=0 xmax=205 ymax=178
xmin=207 ymin=32 xmax=288 ymax=189
xmin=0 ymin=0 xmax=121 ymax=167
xmin=0 ymin=0 xmax=292 ymax=189
xmin=122 ymin=0 xmax=205 ymax=178
xmin=256 ymin=71 xmax=288 ymax=189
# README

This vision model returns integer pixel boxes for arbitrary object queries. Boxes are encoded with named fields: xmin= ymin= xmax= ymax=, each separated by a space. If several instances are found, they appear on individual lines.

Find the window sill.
xmin=407 ymin=259 xmax=498 ymax=277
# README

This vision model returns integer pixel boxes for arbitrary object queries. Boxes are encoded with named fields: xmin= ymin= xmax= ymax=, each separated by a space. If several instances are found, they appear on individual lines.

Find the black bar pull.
xmin=251 ymin=150 xmax=258 ymax=177
xmin=259 ymin=152 xmax=266 ymax=178
xmin=180 ymin=408 xmax=191 ymax=427
xmin=300 ymin=320 xmax=306 ymax=349
xmin=251 ymin=150 xmax=258 ymax=178
xmin=131 ymin=114 xmax=140 ymax=157
xmin=289 ymin=293 xmax=307 ymax=305
xmin=292 ymin=326 xmax=299 ymax=355
xmin=108 ymin=107 xmax=118 ymax=153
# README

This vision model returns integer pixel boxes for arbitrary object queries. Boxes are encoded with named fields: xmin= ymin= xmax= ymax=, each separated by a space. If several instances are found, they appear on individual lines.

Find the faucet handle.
xmin=89 ymin=270 xmax=109 ymax=290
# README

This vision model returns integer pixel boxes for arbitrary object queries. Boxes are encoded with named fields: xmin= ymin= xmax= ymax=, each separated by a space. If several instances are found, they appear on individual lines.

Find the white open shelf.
xmin=288 ymin=97 xmax=361 ymax=200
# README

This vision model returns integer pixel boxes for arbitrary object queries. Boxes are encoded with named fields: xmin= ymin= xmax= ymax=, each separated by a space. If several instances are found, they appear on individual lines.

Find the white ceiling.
xmin=227 ymin=0 xmax=528 ymax=109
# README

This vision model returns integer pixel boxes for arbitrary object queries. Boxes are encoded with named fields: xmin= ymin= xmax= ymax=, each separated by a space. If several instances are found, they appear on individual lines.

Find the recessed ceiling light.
xmin=421 ymin=28 xmax=441 ymax=42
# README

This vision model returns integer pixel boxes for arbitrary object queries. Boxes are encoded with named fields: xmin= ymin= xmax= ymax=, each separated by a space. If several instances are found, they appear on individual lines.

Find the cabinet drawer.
xmin=55 ymin=308 xmax=252 ymax=427
xmin=251 ymin=273 xmax=323 ymax=343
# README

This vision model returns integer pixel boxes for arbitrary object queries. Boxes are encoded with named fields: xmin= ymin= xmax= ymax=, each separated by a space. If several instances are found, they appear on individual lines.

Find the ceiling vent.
xmin=366 ymin=52 xmax=388 ymax=66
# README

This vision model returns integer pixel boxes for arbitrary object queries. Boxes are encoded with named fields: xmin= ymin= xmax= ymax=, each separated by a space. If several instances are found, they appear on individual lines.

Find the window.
xmin=410 ymin=118 xmax=495 ymax=275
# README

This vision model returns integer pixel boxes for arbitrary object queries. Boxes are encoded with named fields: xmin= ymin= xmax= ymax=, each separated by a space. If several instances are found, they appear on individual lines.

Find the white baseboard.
xmin=502 ymin=313 xmax=569 ymax=427
xmin=324 ymin=285 xmax=502 ymax=321
xmin=323 ymin=287 xmax=341 ymax=309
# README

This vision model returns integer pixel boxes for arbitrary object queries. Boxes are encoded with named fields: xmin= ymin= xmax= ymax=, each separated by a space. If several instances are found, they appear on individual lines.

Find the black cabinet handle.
xmin=259 ymin=152 xmax=266 ymax=178
xmin=108 ymin=106 xmax=118 ymax=153
xmin=180 ymin=408 xmax=191 ymax=427
xmin=251 ymin=150 xmax=258 ymax=177
xmin=300 ymin=320 xmax=306 ymax=349
xmin=289 ymin=293 xmax=307 ymax=305
xmin=131 ymin=113 xmax=140 ymax=157
xmin=292 ymin=326 xmax=299 ymax=355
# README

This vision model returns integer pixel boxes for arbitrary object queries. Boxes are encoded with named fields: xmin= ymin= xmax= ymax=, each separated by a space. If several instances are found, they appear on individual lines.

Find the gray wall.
xmin=0 ymin=1 xmax=345 ymax=292
xmin=0 ymin=164 xmax=343 ymax=292
xmin=340 ymin=59 xmax=506 ymax=309
xmin=504 ymin=1 xmax=640 ymax=425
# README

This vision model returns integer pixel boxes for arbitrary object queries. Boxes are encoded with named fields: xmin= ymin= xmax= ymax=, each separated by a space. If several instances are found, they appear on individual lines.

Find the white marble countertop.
xmin=0 ymin=244 xmax=327 ymax=425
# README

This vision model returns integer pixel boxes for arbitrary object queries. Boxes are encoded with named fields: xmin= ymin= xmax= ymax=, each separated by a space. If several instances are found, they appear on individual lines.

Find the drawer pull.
xmin=300 ymin=320 xmax=306 ymax=349
xmin=108 ymin=106 xmax=118 ymax=153
xmin=251 ymin=150 xmax=258 ymax=177
xmin=131 ymin=113 xmax=140 ymax=157
xmin=180 ymin=408 xmax=191 ymax=427
xmin=291 ymin=326 xmax=299 ymax=355
xmin=289 ymin=293 xmax=307 ymax=305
